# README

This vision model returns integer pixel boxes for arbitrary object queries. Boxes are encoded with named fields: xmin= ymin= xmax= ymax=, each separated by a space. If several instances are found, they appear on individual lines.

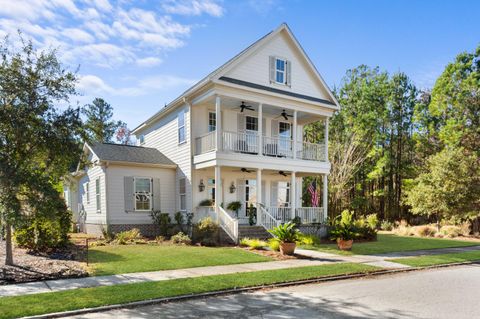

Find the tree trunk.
xmin=5 ymin=223 xmax=13 ymax=266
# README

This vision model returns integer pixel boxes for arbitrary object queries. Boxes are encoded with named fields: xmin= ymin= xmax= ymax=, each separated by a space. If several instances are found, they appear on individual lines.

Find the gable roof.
xmin=133 ymin=23 xmax=339 ymax=133
xmin=87 ymin=143 xmax=175 ymax=166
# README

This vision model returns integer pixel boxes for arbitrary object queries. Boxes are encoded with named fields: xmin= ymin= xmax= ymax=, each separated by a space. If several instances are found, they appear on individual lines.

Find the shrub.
xmin=291 ymin=216 xmax=302 ymax=226
xmin=151 ymin=211 xmax=171 ymax=236
xmin=329 ymin=210 xmax=356 ymax=241
xmin=440 ymin=225 xmax=462 ymax=238
xmin=460 ymin=221 xmax=471 ymax=236
xmin=194 ymin=216 xmax=219 ymax=246
xmin=296 ymin=233 xmax=320 ymax=245
xmin=226 ymin=201 xmax=242 ymax=215
xmin=101 ymin=225 xmax=115 ymax=242
xmin=414 ymin=225 xmax=437 ymax=237
xmin=114 ymin=228 xmax=142 ymax=245
xmin=248 ymin=203 xmax=256 ymax=226
xmin=171 ymin=232 xmax=192 ymax=245
xmin=155 ymin=235 xmax=165 ymax=243
xmin=392 ymin=220 xmax=415 ymax=236
xmin=174 ymin=211 xmax=184 ymax=232
xmin=380 ymin=220 xmax=394 ymax=231
xmin=240 ymin=237 xmax=266 ymax=249
xmin=269 ymin=222 xmax=300 ymax=243
xmin=14 ymin=210 xmax=72 ymax=251
xmin=268 ymin=238 xmax=280 ymax=251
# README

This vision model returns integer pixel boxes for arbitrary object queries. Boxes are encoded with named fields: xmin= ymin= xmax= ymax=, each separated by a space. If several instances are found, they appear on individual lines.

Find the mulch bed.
xmin=240 ymin=247 xmax=301 ymax=260
xmin=0 ymin=240 xmax=89 ymax=285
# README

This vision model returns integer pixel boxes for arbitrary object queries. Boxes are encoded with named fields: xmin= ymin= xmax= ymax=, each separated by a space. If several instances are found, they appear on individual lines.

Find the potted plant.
xmin=330 ymin=210 xmax=355 ymax=251
xmin=198 ymin=199 xmax=213 ymax=207
xmin=226 ymin=201 xmax=242 ymax=218
xmin=268 ymin=222 xmax=300 ymax=255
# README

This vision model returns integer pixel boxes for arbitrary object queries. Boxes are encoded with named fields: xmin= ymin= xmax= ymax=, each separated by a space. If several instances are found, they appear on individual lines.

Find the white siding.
xmin=224 ymin=31 xmax=332 ymax=101
xmin=135 ymin=104 xmax=192 ymax=212
xmin=106 ymin=164 xmax=176 ymax=224
xmin=77 ymin=152 xmax=107 ymax=225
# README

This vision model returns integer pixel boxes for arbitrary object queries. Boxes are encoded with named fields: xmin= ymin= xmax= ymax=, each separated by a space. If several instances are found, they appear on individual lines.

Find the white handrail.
xmin=295 ymin=207 xmax=324 ymax=224
xmin=257 ymin=204 xmax=280 ymax=231
xmin=195 ymin=131 xmax=216 ymax=155
xmin=266 ymin=206 xmax=291 ymax=223
xmin=297 ymin=141 xmax=326 ymax=161
xmin=263 ymin=136 xmax=293 ymax=158
xmin=217 ymin=206 xmax=239 ymax=243
xmin=222 ymin=131 xmax=259 ymax=154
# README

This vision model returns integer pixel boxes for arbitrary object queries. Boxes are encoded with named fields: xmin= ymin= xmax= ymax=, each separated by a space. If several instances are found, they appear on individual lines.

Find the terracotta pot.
xmin=337 ymin=239 xmax=353 ymax=251
xmin=280 ymin=242 xmax=296 ymax=255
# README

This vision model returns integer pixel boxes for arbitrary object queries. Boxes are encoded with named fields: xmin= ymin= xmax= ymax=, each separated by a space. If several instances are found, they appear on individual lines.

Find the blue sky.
xmin=1 ymin=0 xmax=479 ymax=129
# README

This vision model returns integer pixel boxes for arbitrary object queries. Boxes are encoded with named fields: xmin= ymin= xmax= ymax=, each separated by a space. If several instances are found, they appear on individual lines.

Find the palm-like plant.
xmin=329 ymin=210 xmax=356 ymax=241
xmin=268 ymin=222 xmax=300 ymax=243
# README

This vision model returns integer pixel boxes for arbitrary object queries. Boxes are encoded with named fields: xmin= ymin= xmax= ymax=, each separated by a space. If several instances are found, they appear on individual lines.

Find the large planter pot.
xmin=280 ymin=242 xmax=296 ymax=255
xmin=337 ymin=239 xmax=353 ymax=251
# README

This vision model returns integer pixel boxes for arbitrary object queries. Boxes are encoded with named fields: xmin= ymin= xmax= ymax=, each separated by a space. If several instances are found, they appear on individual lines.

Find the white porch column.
xmin=324 ymin=117 xmax=329 ymax=161
xmin=215 ymin=95 xmax=222 ymax=151
xmin=256 ymin=168 xmax=262 ymax=225
xmin=322 ymin=174 xmax=328 ymax=221
xmin=214 ymin=165 xmax=222 ymax=221
xmin=292 ymin=110 xmax=297 ymax=159
xmin=291 ymin=171 xmax=296 ymax=220
xmin=258 ymin=103 xmax=263 ymax=155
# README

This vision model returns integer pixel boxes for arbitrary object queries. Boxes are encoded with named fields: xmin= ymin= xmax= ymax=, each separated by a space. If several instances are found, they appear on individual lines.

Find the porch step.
xmin=238 ymin=226 xmax=272 ymax=240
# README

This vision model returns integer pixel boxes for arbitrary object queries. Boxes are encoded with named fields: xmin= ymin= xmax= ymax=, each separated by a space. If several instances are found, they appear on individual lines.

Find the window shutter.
xmin=270 ymin=181 xmax=278 ymax=206
xmin=153 ymin=178 xmax=161 ymax=211
xmin=124 ymin=176 xmax=134 ymax=212
xmin=271 ymin=119 xmax=279 ymax=137
xmin=286 ymin=60 xmax=291 ymax=86
xmin=237 ymin=113 xmax=245 ymax=133
xmin=237 ymin=179 xmax=244 ymax=203
xmin=262 ymin=118 xmax=266 ymax=136
xmin=269 ymin=56 xmax=275 ymax=83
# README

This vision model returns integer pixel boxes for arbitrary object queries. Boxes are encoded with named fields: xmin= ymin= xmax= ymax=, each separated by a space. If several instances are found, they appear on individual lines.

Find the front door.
xmin=239 ymin=179 xmax=257 ymax=224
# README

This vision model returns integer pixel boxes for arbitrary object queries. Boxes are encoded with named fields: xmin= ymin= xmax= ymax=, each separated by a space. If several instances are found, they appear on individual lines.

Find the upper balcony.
xmin=192 ymin=94 xmax=330 ymax=173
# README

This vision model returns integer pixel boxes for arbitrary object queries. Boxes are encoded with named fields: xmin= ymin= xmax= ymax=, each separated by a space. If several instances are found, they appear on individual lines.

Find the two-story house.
xmin=65 ymin=23 xmax=339 ymax=242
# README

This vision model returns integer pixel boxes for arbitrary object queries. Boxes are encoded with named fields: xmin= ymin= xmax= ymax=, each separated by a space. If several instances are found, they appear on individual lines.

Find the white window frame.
xmin=134 ymin=177 xmax=153 ymax=212
xmin=178 ymin=110 xmax=186 ymax=144
xmin=85 ymin=182 xmax=90 ymax=205
xmin=275 ymin=57 xmax=287 ymax=85
xmin=207 ymin=178 xmax=215 ymax=203
xmin=208 ymin=112 xmax=216 ymax=132
xmin=139 ymin=134 xmax=145 ymax=145
xmin=95 ymin=178 xmax=101 ymax=213
xmin=273 ymin=181 xmax=291 ymax=207
xmin=245 ymin=116 xmax=258 ymax=132
xmin=179 ymin=177 xmax=187 ymax=211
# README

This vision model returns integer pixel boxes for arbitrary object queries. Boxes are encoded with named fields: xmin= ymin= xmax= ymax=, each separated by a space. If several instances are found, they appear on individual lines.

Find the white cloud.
xmin=0 ymin=0 xmax=224 ymax=68
xmin=78 ymin=74 xmax=197 ymax=97
xmin=136 ymin=57 xmax=163 ymax=67
xmin=162 ymin=0 xmax=224 ymax=17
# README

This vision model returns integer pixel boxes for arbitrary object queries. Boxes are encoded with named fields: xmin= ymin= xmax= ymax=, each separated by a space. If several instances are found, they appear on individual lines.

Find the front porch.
xmin=193 ymin=166 xmax=328 ymax=243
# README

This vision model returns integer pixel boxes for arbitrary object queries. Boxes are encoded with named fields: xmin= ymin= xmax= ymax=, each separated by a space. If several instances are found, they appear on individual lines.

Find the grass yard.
xmin=0 ymin=263 xmax=379 ymax=319
xmin=88 ymin=244 xmax=271 ymax=275
xmin=301 ymin=234 xmax=479 ymax=256
xmin=389 ymin=250 xmax=480 ymax=267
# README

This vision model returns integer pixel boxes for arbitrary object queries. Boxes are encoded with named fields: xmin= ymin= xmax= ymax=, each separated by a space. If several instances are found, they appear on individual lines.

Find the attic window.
xmin=269 ymin=56 xmax=291 ymax=86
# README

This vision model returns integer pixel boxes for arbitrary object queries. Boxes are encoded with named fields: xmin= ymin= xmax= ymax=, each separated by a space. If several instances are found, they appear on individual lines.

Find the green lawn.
xmin=390 ymin=250 xmax=480 ymax=267
xmin=0 ymin=263 xmax=379 ymax=319
xmin=301 ymin=234 xmax=478 ymax=256
xmin=88 ymin=244 xmax=271 ymax=275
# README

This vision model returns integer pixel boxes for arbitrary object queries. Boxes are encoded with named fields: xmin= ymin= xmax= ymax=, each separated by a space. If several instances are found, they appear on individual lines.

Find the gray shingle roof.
xmin=89 ymin=143 xmax=175 ymax=166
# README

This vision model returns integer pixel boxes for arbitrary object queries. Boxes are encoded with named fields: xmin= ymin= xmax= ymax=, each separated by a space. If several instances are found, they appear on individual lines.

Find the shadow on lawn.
xmin=87 ymin=249 xmax=126 ymax=264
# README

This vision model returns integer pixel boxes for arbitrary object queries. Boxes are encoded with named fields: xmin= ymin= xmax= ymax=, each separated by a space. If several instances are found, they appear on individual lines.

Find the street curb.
xmin=21 ymin=261 xmax=479 ymax=319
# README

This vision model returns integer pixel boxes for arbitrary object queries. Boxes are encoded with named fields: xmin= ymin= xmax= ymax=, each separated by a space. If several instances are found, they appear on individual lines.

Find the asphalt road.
xmin=67 ymin=264 xmax=480 ymax=319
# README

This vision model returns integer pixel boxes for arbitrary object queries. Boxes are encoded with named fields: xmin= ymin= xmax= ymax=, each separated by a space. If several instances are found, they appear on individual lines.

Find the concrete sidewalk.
xmin=3 ymin=245 xmax=478 ymax=298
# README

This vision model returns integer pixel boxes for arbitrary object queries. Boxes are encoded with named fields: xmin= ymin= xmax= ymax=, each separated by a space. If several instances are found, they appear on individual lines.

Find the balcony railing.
xmin=195 ymin=130 xmax=326 ymax=162
xmin=195 ymin=131 xmax=216 ymax=155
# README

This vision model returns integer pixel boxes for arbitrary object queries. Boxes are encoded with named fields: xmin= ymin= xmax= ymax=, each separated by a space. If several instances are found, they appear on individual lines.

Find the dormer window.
xmin=275 ymin=58 xmax=286 ymax=84
xmin=269 ymin=56 xmax=291 ymax=86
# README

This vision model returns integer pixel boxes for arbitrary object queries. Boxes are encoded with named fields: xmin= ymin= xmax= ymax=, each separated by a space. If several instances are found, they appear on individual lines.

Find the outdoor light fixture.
xmin=198 ymin=179 xmax=205 ymax=192
xmin=229 ymin=182 xmax=236 ymax=193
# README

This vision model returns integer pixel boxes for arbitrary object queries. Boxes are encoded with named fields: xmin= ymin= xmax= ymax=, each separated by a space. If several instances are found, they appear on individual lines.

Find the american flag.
xmin=308 ymin=179 xmax=319 ymax=207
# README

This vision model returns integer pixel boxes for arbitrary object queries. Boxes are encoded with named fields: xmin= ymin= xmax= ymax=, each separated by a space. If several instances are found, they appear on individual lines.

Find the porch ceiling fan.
xmin=239 ymin=101 xmax=254 ymax=113
xmin=276 ymin=109 xmax=293 ymax=121
xmin=271 ymin=170 xmax=288 ymax=177
xmin=234 ymin=167 xmax=254 ymax=173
